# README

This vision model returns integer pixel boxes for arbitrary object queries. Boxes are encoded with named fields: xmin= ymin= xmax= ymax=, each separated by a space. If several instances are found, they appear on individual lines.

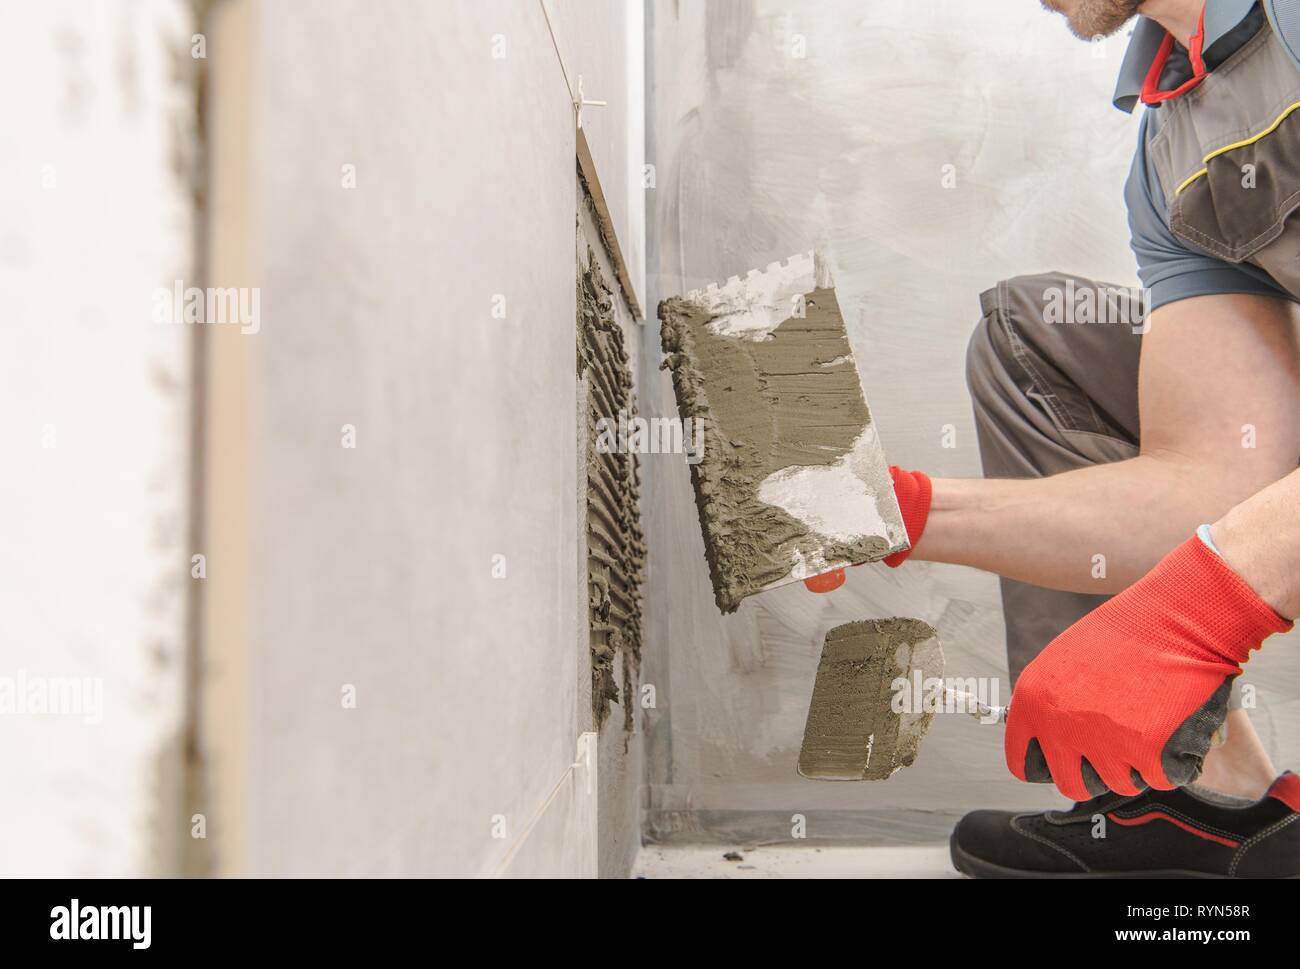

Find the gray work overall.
xmin=967 ymin=13 xmax=1300 ymax=686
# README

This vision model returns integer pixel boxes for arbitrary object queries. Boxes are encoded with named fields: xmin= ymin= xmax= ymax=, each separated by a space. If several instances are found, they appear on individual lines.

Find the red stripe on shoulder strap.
xmin=1140 ymin=6 xmax=1209 ymax=106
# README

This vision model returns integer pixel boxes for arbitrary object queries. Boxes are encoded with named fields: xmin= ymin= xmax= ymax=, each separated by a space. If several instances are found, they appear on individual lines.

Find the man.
xmin=814 ymin=0 xmax=1300 ymax=877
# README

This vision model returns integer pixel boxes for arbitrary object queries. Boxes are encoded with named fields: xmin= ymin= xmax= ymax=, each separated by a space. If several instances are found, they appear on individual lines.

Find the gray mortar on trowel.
xmin=798 ymin=618 xmax=944 ymax=781
xmin=659 ymin=274 xmax=904 ymax=613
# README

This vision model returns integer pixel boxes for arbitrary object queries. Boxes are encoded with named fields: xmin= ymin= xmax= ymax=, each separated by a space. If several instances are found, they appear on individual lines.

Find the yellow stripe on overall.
xmin=1176 ymin=98 xmax=1300 ymax=195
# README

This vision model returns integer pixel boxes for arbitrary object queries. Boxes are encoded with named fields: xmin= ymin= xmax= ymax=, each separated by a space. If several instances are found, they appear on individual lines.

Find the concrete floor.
xmin=633 ymin=843 xmax=959 ymax=879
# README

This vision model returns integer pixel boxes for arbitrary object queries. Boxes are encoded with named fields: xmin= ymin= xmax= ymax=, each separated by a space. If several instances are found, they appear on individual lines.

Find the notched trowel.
xmin=659 ymin=252 xmax=908 ymax=614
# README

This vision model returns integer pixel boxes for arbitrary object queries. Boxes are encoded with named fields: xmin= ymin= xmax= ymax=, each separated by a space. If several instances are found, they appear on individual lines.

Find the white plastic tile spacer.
xmin=574 ymin=75 xmax=607 ymax=130
xmin=571 ymin=731 xmax=598 ymax=795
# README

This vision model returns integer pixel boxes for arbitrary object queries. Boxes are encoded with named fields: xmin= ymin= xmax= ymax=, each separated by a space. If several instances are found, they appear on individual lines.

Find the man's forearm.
xmin=912 ymin=453 xmax=1264 ymax=594
xmin=907 ymin=292 xmax=1299 ymax=595
xmin=1211 ymin=468 xmax=1300 ymax=621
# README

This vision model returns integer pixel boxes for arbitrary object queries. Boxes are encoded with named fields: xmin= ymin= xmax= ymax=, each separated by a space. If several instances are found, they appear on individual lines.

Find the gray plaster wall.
xmin=639 ymin=0 xmax=1300 ymax=844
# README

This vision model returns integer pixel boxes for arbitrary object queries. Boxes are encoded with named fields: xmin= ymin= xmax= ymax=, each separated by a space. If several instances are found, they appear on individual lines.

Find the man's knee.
xmin=963 ymin=273 xmax=1142 ymax=476
xmin=964 ymin=273 xmax=1072 ymax=401
xmin=964 ymin=283 xmax=1010 ymax=414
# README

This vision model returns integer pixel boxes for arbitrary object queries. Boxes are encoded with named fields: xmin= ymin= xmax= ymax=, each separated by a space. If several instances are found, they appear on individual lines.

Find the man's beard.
xmin=1041 ymin=0 xmax=1142 ymax=40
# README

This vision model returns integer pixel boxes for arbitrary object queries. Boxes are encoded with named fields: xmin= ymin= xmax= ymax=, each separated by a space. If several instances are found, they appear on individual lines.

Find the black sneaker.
xmin=950 ymin=772 xmax=1300 ymax=878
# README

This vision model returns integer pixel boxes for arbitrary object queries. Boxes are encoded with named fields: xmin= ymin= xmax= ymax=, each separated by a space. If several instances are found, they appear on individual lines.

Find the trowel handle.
xmin=947 ymin=689 xmax=1228 ymax=749
xmin=944 ymin=688 xmax=1007 ymax=724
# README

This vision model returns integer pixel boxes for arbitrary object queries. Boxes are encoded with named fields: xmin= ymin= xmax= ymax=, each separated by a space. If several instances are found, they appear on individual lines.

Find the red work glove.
xmin=882 ymin=466 xmax=931 ymax=568
xmin=804 ymin=466 xmax=931 ymax=593
xmin=1005 ymin=536 xmax=1293 ymax=800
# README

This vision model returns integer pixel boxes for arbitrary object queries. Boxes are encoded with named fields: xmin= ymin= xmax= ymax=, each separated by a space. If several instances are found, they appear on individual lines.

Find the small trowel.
xmin=797 ymin=618 xmax=1000 ymax=781
xmin=798 ymin=618 xmax=1223 ymax=783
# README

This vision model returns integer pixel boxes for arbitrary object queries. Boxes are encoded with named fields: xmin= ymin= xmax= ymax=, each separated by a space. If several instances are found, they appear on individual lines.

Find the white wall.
xmin=0 ymin=0 xmax=196 ymax=875
xmin=199 ymin=0 xmax=645 ymax=877
xmin=641 ymin=0 xmax=1300 ymax=843
xmin=545 ymin=0 xmax=647 ymax=310
xmin=1 ymin=0 xmax=648 ymax=879
xmin=548 ymin=1 xmax=649 ymax=877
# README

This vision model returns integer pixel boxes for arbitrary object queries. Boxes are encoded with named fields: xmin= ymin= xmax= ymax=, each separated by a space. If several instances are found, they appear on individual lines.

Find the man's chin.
xmin=1043 ymin=0 xmax=1141 ymax=41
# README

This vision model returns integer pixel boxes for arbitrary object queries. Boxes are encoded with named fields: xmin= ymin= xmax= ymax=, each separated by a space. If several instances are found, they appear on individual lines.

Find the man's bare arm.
xmin=1212 ymin=468 xmax=1300 ymax=621
xmin=912 ymin=293 xmax=1300 ymax=594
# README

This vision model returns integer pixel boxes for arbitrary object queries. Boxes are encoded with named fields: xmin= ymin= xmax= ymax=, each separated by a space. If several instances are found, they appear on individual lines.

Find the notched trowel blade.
xmin=658 ymin=251 xmax=908 ymax=613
